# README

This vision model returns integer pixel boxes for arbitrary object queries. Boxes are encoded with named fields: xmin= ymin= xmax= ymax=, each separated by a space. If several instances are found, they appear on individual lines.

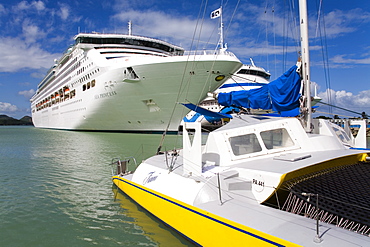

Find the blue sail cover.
xmin=218 ymin=65 xmax=301 ymax=112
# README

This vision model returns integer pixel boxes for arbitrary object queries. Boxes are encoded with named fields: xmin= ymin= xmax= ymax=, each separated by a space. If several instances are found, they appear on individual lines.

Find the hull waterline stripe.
xmin=113 ymin=177 xmax=286 ymax=247
xmin=350 ymin=147 xmax=370 ymax=151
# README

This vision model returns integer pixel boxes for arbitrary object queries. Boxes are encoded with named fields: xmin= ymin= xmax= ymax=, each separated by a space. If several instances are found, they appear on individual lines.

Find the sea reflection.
xmin=0 ymin=126 xmax=367 ymax=246
xmin=26 ymin=128 xmax=187 ymax=246
xmin=112 ymin=187 xmax=195 ymax=246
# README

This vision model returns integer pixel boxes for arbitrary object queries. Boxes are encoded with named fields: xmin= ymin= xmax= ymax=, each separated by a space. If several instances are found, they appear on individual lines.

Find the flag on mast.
xmin=210 ymin=7 xmax=222 ymax=19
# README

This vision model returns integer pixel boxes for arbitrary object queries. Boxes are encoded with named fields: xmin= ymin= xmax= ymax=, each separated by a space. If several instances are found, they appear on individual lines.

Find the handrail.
xmin=110 ymin=157 xmax=137 ymax=176
xmin=183 ymin=50 xmax=237 ymax=57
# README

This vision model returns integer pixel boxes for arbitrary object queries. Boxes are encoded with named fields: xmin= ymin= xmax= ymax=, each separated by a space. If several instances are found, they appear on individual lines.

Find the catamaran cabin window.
xmin=260 ymin=128 xmax=294 ymax=150
xmin=332 ymin=126 xmax=351 ymax=144
xmin=229 ymin=133 xmax=262 ymax=156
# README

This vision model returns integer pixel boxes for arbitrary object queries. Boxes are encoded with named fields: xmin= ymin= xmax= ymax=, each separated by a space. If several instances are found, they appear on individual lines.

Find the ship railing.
xmin=182 ymin=49 xmax=237 ymax=58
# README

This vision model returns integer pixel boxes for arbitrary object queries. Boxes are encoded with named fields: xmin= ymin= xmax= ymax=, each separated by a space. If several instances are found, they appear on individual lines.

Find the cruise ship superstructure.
xmin=30 ymin=32 xmax=242 ymax=132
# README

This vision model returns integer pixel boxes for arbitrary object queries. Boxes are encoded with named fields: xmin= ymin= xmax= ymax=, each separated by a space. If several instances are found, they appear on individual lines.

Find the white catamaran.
xmin=30 ymin=25 xmax=242 ymax=132
xmin=111 ymin=1 xmax=370 ymax=246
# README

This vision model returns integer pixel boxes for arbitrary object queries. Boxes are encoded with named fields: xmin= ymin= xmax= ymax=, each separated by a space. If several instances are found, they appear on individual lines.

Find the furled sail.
xmin=218 ymin=65 xmax=301 ymax=112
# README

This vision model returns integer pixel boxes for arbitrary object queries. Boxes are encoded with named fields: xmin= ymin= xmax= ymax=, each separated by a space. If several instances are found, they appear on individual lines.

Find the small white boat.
xmin=213 ymin=59 xmax=271 ymax=94
xmin=183 ymin=61 xmax=271 ymax=128
xmin=111 ymin=1 xmax=370 ymax=246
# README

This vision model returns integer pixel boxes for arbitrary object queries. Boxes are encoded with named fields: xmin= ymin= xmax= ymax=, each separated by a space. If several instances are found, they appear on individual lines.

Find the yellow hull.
xmin=113 ymin=176 xmax=300 ymax=247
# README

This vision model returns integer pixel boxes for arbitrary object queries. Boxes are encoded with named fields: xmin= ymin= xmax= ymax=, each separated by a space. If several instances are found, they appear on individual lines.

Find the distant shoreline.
xmin=0 ymin=115 xmax=367 ymax=136
xmin=0 ymin=115 xmax=33 ymax=126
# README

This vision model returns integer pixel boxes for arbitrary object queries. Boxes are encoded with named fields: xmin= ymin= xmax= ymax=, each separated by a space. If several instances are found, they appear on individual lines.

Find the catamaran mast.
xmin=299 ymin=0 xmax=312 ymax=132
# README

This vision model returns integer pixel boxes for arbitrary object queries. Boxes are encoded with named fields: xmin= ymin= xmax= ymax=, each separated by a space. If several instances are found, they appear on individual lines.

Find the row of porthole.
xmin=82 ymin=79 xmax=96 ymax=91
xmin=77 ymin=61 xmax=93 ymax=75
xmin=35 ymin=88 xmax=76 ymax=112
xmin=77 ymin=68 xmax=100 ymax=86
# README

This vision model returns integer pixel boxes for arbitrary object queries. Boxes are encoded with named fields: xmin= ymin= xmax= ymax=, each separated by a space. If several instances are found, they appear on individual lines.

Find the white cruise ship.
xmin=30 ymin=32 xmax=242 ymax=132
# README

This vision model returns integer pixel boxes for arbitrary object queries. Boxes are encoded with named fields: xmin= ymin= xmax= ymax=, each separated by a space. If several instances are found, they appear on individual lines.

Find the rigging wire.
xmin=282 ymin=0 xmax=300 ymax=72
xmin=223 ymin=0 xmax=241 ymax=44
xmin=314 ymin=0 xmax=333 ymax=115
xmin=272 ymin=3 xmax=277 ymax=77
xmin=271 ymin=0 xmax=301 ymax=76
xmin=186 ymin=0 xmax=212 ymax=98
xmin=317 ymin=101 xmax=369 ymax=118
xmin=264 ymin=1 xmax=270 ymax=73
xmin=157 ymin=0 xmax=246 ymax=155
xmin=189 ymin=0 xmax=226 ymax=112
xmin=156 ymin=0 xmax=209 ymax=154
xmin=191 ymin=0 xmax=244 ymax=110
xmin=282 ymin=0 xmax=288 ymax=71
xmin=286 ymin=0 xmax=301 ymax=57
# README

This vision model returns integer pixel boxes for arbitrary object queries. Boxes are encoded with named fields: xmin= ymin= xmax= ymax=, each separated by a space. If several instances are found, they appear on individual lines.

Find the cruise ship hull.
xmin=32 ymin=55 xmax=242 ymax=132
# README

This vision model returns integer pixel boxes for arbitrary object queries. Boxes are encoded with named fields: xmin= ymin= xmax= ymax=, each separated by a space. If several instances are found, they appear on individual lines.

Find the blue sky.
xmin=0 ymin=0 xmax=369 ymax=119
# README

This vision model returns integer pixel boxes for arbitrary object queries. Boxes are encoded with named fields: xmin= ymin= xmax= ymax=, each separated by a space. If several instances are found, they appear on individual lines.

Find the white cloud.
xmin=331 ymin=55 xmax=370 ymax=65
xmin=234 ymin=4 xmax=370 ymax=42
xmin=231 ymin=3 xmax=301 ymax=42
xmin=14 ymin=1 xmax=30 ymax=11
xmin=0 ymin=102 xmax=19 ymax=113
xmin=323 ymin=8 xmax=370 ymax=38
xmin=31 ymin=71 xmax=47 ymax=79
xmin=317 ymin=89 xmax=370 ymax=116
xmin=0 ymin=4 xmax=5 ymax=14
xmin=22 ymin=19 xmax=46 ymax=43
xmin=32 ymin=1 xmax=46 ymax=11
xmin=0 ymin=36 xmax=60 ymax=72
xmin=19 ymin=89 xmax=35 ymax=98
xmin=112 ymin=10 xmax=217 ymax=49
xmin=14 ymin=1 xmax=46 ymax=12
xmin=58 ymin=4 xmax=70 ymax=21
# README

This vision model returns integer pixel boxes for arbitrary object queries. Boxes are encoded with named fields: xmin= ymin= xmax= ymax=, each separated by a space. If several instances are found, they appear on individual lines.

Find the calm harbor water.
xmin=1 ymin=126 xmax=369 ymax=247
xmin=0 ymin=126 xmax=194 ymax=247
